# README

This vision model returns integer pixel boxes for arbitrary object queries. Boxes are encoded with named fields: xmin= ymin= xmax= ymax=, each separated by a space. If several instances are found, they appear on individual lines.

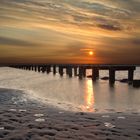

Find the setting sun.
xmin=89 ymin=51 xmax=93 ymax=56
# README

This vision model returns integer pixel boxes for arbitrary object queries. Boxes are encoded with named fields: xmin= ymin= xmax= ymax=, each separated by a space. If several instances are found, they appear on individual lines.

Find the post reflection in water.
xmin=82 ymin=79 xmax=95 ymax=112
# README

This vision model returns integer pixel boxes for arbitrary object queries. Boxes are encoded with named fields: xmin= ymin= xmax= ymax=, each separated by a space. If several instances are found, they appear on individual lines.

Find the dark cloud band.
xmin=97 ymin=24 xmax=122 ymax=31
xmin=0 ymin=36 xmax=37 ymax=47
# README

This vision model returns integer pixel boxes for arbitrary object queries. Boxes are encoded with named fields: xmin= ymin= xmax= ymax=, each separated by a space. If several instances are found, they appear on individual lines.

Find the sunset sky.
xmin=0 ymin=0 xmax=140 ymax=64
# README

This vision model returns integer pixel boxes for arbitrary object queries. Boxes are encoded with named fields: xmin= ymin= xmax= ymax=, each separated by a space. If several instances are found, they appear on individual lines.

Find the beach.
xmin=0 ymin=67 xmax=140 ymax=140
xmin=0 ymin=88 xmax=140 ymax=140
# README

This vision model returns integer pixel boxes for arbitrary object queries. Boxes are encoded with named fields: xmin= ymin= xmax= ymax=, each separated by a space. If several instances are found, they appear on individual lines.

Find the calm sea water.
xmin=0 ymin=67 xmax=140 ymax=112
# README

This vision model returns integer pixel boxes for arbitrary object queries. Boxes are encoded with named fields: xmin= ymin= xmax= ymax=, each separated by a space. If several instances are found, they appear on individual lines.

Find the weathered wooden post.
xmin=74 ymin=67 xmax=77 ymax=76
xmin=34 ymin=66 xmax=37 ymax=72
xmin=109 ymin=68 xmax=115 ymax=84
xmin=66 ymin=67 xmax=69 ymax=75
xmin=53 ymin=65 xmax=56 ymax=75
xmin=92 ymin=67 xmax=99 ymax=81
xmin=46 ymin=65 xmax=51 ymax=74
xmin=59 ymin=66 xmax=63 ymax=76
xmin=61 ymin=67 xmax=64 ymax=76
xmin=38 ymin=66 xmax=41 ymax=72
xmin=79 ymin=66 xmax=83 ymax=79
xmin=41 ymin=66 xmax=46 ymax=73
xmin=96 ymin=68 xmax=99 ymax=78
xmin=28 ymin=66 xmax=31 ymax=71
xmin=83 ymin=68 xmax=86 ymax=77
xmin=68 ymin=66 xmax=72 ymax=77
xmin=40 ymin=65 xmax=43 ymax=73
xmin=128 ymin=69 xmax=134 ymax=84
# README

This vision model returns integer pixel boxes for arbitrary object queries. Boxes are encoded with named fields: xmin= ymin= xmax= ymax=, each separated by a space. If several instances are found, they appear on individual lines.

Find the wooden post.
xmin=59 ymin=66 xmax=63 ymax=76
xmin=66 ymin=67 xmax=69 ymax=75
xmin=128 ymin=69 xmax=134 ymax=84
xmin=41 ymin=66 xmax=46 ymax=73
xmin=83 ymin=68 xmax=86 ymax=77
xmin=47 ymin=65 xmax=51 ymax=74
xmin=92 ymin=67 xmax=98 ymax=81
xmin=96 ymin=68 xmax=99 ymax=78
xmin=31 ymin=65 xmax=34 ymax=71
xmin=60 ymin=67 xmax=64 ymax=76
xmin=68 ymin=66 xmax=72 ymax=77
xmin=28 ymin=66 xmax=31 ymax=70
xmin=109 ymin=69 xmax=115 ymax=84
xmin=53 ymin=65 xmax=56 ymax=75
xmin=26 ymin=66 xmax=28 ymax=70
xmin=34 ymin=66 xmax=37 ymax=72
xmin=38 ymin=66 xmax=41 ymax=72
xmin=79 ymin=66 xmax=83 ymax=79
xmin=74 ymin=67 xmax=77 ymax=76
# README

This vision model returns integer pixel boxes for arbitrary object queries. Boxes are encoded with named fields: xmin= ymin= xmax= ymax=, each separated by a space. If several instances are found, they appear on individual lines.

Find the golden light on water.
xmin=82 ymin=79 xmax=95 ymax=112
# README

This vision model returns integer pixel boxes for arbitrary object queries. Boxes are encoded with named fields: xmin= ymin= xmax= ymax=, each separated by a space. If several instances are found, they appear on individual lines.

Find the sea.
xmin=0 ymin=67 xmax=140 ymax=113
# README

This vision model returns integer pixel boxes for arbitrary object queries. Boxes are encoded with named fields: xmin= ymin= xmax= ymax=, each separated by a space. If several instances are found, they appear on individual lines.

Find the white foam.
xmin=9 ymin=109 xmax=17 ymax=112
xmin=0 ymin=127 xmax=4 ymax=130
xmin=19 ymin=109 xmax=27 ymax=112
xmin=34 ymin=114 xmax=44 ymax=117
xmin=117 ymin=116 xmax=126 ymax=119
xmin=35 ymin=118 xmax=45 ymax=122
xmin=58 ymin=112 xmax=64 ymax=114
xmin=102 ymin=115 xmax=110 ymax=118
xmin=104 ymin=122 xmax=115 ymax=128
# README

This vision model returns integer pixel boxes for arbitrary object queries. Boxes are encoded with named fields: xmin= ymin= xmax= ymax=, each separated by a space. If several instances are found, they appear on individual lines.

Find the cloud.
xmin=132 ymin=38 xmax=140 ymax=45
xmin=0 ymin=0 xmax=140 ymax=64
xmin=0 ymin=0 xmax=131 ymax=24
xmin=0 ymin=36 xmax=38 ymax=47
xmin=97 ymin=24 xmax=122 ymax=31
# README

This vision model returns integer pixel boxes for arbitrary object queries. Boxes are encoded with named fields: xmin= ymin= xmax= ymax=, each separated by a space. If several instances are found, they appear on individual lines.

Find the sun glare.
xmin=89 ymin=51 xmax=93 ymax=56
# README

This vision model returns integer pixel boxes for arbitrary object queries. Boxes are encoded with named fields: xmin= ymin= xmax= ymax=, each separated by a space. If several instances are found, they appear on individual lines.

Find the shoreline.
xmin=0 ymin=67 xmax=140 ymax=113
xmin=0 ymin=88 xmax=140 ymax=140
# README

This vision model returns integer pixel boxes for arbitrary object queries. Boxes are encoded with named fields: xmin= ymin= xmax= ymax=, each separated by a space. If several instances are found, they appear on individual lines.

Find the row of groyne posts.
xmin=9 ymin=64 xmax=136 ymax=85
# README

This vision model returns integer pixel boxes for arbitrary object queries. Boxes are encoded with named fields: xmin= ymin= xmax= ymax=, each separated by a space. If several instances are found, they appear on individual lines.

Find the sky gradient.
xmin=0 ymin=0 xmax=140 ymax=64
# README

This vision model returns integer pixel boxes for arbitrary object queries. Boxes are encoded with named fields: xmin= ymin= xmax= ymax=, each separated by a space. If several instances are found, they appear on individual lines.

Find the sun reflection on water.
xmin=82 ymin=79 xmax=95 ymax=112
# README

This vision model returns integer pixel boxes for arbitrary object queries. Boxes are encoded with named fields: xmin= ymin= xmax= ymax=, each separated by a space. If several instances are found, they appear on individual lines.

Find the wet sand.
xmin=0 ymin=88 xmax=140 ymax=140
